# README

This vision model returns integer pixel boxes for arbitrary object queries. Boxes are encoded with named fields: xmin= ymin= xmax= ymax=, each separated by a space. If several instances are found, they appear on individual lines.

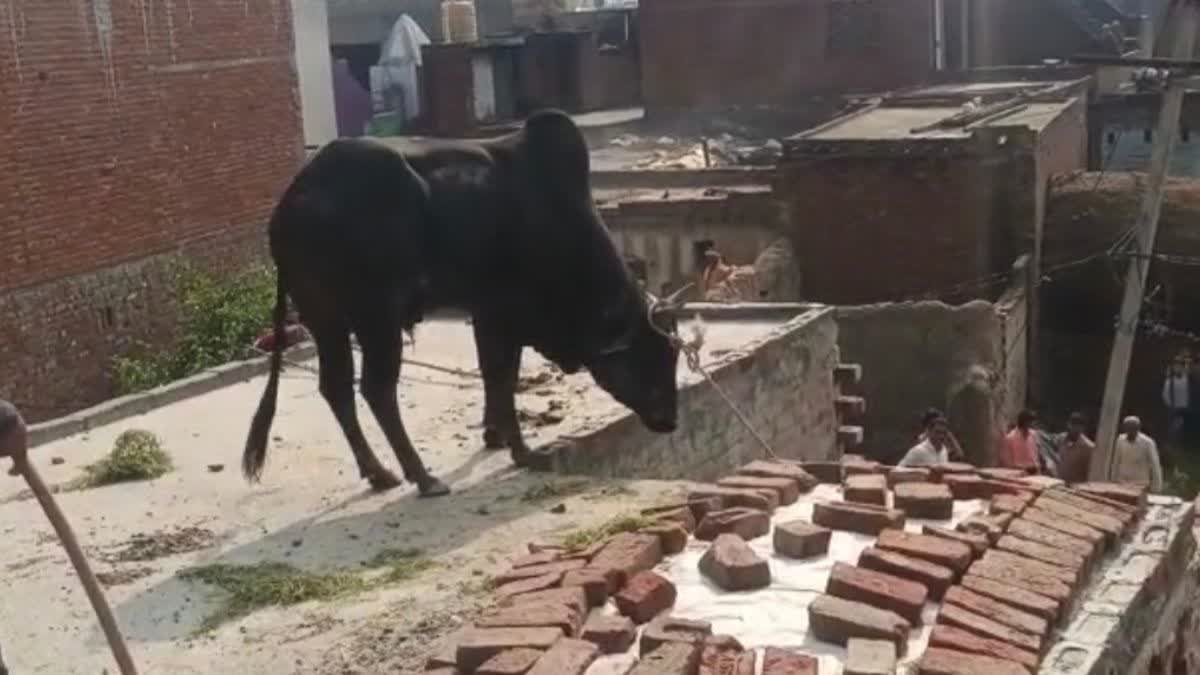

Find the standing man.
xmin=1056 ymin=412 xmax=1096 ymax=483
xmin=899 ymin=414 xmax=953 ymax=467
xmin=1113 ymin=415 xmax=1164 ymax=492
xmin=1162 ymin=353 xmax=1190 ymax=452
xmin=0 ymin=399 xmax=20 ymax=675
xmin=999 ymin=409 xmax=1041 ymax=474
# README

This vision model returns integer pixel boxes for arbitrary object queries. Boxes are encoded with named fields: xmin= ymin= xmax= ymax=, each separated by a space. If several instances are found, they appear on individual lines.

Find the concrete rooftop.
xmin=801 ymin=100 xmax=1076 ymax=142
xmin=0 ymin=315 xmax=791 ymax=674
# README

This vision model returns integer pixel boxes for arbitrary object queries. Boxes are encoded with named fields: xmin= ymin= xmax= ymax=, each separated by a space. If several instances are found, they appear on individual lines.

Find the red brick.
xmin=942 ymin=474 xmax=989 ymax=500
xmin=980 ymin=550 xmax=1077 ymax=586
xmin=590 ymin=533 xmax=663 ymax=579
xmin=888 ymin=467 xmax=932 ymax=487
xmin=979 ymin=468 xmax=1027 ymax=481
xmin=700 ymin=645 xmax=756 ymax=675
xmin=456 ymin=627 xmax=562 ymax=672
xmin=1030 ymin=495 xmax=1123 ymax=544
xmin=642 ymin=505 xmax=698 ymax=533
xmin=929 ymin=625 xmax=1038 ymax=670
xmin=640 ymin=616 xmax=712 ymax=656
xmin=858 ymin=546 xmax=954 ymax=599
xmin=844 ymin=474 xmax=888 ymax=506
xmin=827 ymin=562 xmax=928 ymax=624
xmin=844 ymin=459 xmax=884 ymax=477
xmin=997 ymin=536 xmax=1087 ymax=578
xmin=498 ymin=587 xmax=589 ymax=620
xmin=641 ymin=522 xmax=689 ymax=555
xmin=477 ymin=648 xmax=545 ymax=675
xmin=615 ymin=570 xmax=677 ymax=624
xmin=495 ymin=559 xmax=587 ymax=585
xmin=695 ymin=507 xmax=771 ymax=542
xmin=936 ymin=603 xmax=1042 ymax=654
xmin=496 ymin=571 xmax=564 ymax=599
xmin=803 ymin=461 xmax=844 ymax=483
xmin=477 ymin=603 xmax=583 ymax=636
xmin=894 ymin=483 xmax=954 ymax=520
xmin=965 ymin=562 xmax=1070 ymax=612
xmin=629 ymin=641 xmax=702 ymax=674
xmin=699 ymin=534 xmax=772 ymax=591
xmin=1073 ymin=481 xmax=1147 ymax=509
xmin=562 ymin=568 xmax=615 ymax=607
xmin=512 ymin=551 xmax=561 ymax=569
xmin=427 ymin=628 xmax=468 ymax=669
xmin=918 ymin=647 xmax=1031 ymax=675
xmin=980 ymin=479 xmax=1038 ymax=497
xmin=930 ymin=463 xmax=978 ymax=481
xmin=581 ymin=613 xmax=636 ymax=654
xmin=559 ymin=540 xmax=608 ymax=562
xmin=688 ymin=497 xmax=725 ymax=522
xmin=922 ymin=526 xmax=988 ymax=557
xmin=959 ymin=575 xmax=1059 ymax=623
xmin=1020 ymin=507 xmax=1106 ymax=551
xmin=989 ymin=493 xmax=1033 ymax=517
xmin=1041 ymin=489 xmax=1136 ymax=527
xmin=737 ymin=460 xmax=819 ymax=493
xmin=526 ymin=639 xmax=598 ymax=675
xmin=689 ymin=485 xmax=778 ymax=512
xmin=761 ymin=647 xmax=819 ymax=674
xmin=773 ymin=520 xmax=832 ymax=559
xmin=718 ymin=475 xmax=802 ymax=505
xmin=807 ymin=593 xmax=911 ymax=652
xmin=845 ymin=639 xmax=897 ymax=675
xmin=957 ymin=513 xmax=1011 ymax=544
xmin=1019 ymin=476 xmax=1064 ymax=492
xmin=813 ymin=501 xmax=905 ymax=536
xmin=877 ymin=529 xmax=973 ymax=573
xmin=943 ymin=587 xmax=1049 ymax=640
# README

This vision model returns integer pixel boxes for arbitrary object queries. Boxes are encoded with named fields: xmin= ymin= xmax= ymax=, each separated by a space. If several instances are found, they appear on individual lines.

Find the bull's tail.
xmin=243 ymin=271 xmax=288 ymax=482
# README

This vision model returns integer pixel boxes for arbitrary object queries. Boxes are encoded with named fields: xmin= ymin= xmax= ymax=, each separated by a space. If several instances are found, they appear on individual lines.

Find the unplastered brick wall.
xmin=0 ymin=1 xmax=303 ymax=420
xmin=530 ymin=306 xmax=840 ymax=480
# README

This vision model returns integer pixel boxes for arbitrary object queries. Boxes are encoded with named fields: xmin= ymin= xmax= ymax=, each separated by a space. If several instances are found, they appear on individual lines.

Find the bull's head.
xmin=585 ymin=283 xmax=694 ymax=434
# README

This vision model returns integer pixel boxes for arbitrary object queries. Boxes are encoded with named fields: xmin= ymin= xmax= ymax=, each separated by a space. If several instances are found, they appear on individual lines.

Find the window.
xmin=827 ymin=0 xmax=882 ymax=57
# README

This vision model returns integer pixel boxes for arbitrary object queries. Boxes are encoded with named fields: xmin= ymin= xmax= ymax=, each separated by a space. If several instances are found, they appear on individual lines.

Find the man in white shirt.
xmin=899 ymin=415 xmax=951 ymax=467
xmin=1162 ymin=355 xmax=1190 ymax=449
xmin=1112 ymin=415 xmax=1164 ymax=492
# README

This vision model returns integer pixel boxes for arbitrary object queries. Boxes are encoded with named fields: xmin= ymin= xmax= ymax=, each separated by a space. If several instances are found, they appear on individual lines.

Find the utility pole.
xmin=1087 ymin=0 xmax=1200 ymax=480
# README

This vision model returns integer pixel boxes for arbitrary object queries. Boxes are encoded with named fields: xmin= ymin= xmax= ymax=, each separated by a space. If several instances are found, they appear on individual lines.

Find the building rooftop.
xmin=786 ymin=78 xmax=1087 ymax=154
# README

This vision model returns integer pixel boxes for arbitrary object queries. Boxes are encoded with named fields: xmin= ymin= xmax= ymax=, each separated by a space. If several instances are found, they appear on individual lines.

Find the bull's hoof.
xmin=483 ymin=427 xmax=507 ymax=450
xmin=367 ymin=470 xmax=403 ymax=491
xmin=510 ymin=446 xmax=531 ymax=469
xmin=417 ymin=476 xmax=451 ymax=498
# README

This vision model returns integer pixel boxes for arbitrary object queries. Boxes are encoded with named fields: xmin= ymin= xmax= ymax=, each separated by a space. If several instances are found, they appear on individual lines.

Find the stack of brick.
xmin=916 ymin=482 xmax=1148 ymax=674
xmin=835 ymin=362 xmax=866 ymax=455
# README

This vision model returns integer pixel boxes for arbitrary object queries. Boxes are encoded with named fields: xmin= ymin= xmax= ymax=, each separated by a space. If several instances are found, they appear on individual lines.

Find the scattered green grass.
xmin=179 ymin=563 xmax=369 ymax=633
xmin=521 ymin=479 xmax=590 ymax=503
xmin=180 ymin=548 xmax=438 ymax=632
xmin=559 ymin=514 xmax=658 ymax=551
xmin=1165 ymin=450 xmax=1200 ymax=500
xmin=78 ymin=430 xmax=173 ymax=488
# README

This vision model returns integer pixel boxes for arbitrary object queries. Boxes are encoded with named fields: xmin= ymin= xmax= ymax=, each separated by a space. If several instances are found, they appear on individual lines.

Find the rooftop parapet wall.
xmin=529 ymin=304 xmax=841 ymax=480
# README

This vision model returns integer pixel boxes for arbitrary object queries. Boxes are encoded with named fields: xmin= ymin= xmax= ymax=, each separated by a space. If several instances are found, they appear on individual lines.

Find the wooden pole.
xmin=1091 ymin=1 xmax=1200 ymax=480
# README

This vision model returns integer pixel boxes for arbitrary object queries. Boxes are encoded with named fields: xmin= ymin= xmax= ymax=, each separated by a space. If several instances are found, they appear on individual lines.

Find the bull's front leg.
xmin=472 ymin=319 xmax=530 ymax=467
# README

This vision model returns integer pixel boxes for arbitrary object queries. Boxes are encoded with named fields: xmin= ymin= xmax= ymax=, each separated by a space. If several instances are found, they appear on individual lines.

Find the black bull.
xmin=243 ymin=110 xmax=686 ymax=497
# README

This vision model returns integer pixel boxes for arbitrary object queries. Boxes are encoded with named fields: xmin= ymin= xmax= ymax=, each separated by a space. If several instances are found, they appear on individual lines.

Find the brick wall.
xmin=777 ymin=153 xmax=1008 ymax=305
xmin=531 ymin=306 xmax=841 ymax=479
xmin=0 ymin=1 xmax=303 ymax=421
xmin=638 ymin=0 xmax=933 ymax=113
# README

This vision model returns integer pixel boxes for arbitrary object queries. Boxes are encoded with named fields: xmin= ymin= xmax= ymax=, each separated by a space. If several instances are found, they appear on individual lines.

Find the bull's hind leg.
xmin=356 ymin=319 xmax=450 ymax=498
xmin=311 ymin=324 xmax=402 ymax=491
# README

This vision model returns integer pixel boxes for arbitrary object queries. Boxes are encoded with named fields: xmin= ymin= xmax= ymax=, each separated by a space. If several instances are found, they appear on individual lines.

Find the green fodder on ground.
xmin=180 ymin=548 xmax=437 ymax=632
xmin=79 ymin=430 xmax=173 ymax=488
xmin=559 ymin=514 xmax=658 ymax=552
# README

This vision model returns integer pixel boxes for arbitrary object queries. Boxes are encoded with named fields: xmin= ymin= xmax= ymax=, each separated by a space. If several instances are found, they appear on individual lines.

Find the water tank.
xmin=442 ymin=0 xmax=479 ymax=43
